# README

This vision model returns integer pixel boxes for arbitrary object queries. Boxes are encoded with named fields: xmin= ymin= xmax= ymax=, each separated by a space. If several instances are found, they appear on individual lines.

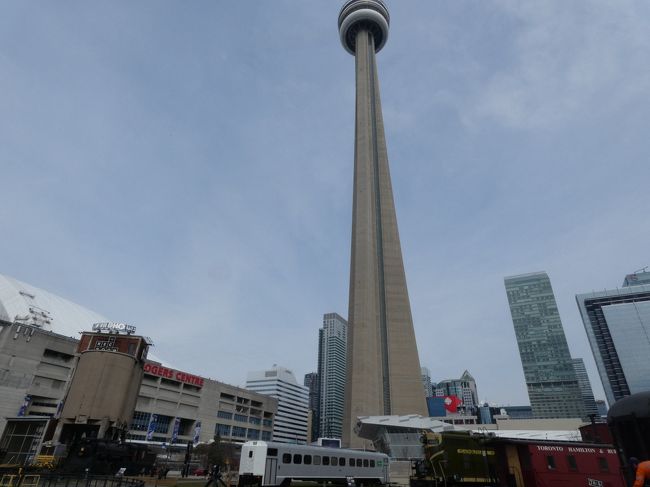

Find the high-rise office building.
xmin=303 ymin=372 xmax=319 ymax=442
xmin=318 ymin=313 xmax=347 ymax=439
xmin=338 ymin=0 xmax=428 ymax=447
xmin=571 ymin=358 xmax=599 ymax=419
xmin=434 ymin=370 xmax=479 ymax=414
xmin=576 ymin=272 xmax=650 ymax=405
xmin=504 ymin=272 xmax=586 ymax=419
xmin=421 ymin=367 xmax=433 ymax=398
xmin=246 ymin=365 xmax=309 ymax=444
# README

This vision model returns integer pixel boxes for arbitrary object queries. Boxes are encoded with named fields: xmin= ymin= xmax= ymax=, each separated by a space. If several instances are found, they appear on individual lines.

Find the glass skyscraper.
xmin=576 ymin=273 xmax=650 ymax=406
xmin=318 ymin=313 xmax=347 ymax=439
xmin=504 ymin=272 xmax=586 ymax=419
xmin=571 ymin=358 xmax=599 ymax=418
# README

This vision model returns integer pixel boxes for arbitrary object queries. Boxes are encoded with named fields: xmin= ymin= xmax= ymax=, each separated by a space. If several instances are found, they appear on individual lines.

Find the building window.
xmin=261 ymin=431 xmax=272 ymax=441
xmin=247 ymin=429 xmax=260 ymax=440
xmin=234 ymin=414 xmax=248 ymax=423
xmin=249 ymin=417 xmax=261 ymax=425
xmin=215 ymin=424 xmax=231 ymax=437
xmin=546 ymin=456 xmax=556 ymax=470
xmin=232 ymin=426 xmax=246 ymax=438
xmin=217 ymin=411 xmax=233 ymax=420
xmin=153 ymin=415 xmax=172 ymax=434
xmin=598 ymin=457 xmax=609 ymax=472
xmin=567 ymin=455 xmax=577 ymax=471
xmin=263 ymin=419 xmax=273 ymax=427
xmin=131 ymin=411 xmax=151 ymax=431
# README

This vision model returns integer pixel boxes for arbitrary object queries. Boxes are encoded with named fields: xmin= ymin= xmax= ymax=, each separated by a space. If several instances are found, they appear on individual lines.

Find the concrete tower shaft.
xmin=340 ymin=1 xmax=428 ymax=448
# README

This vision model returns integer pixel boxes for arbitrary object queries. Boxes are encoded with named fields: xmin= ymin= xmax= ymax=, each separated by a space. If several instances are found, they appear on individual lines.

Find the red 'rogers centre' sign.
xmin=143 ymin=362 xmax=205 ymax=387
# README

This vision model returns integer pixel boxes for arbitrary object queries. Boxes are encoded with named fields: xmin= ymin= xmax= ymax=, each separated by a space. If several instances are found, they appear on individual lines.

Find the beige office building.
xmin=0 ymin=274 xmax=276 ymax=459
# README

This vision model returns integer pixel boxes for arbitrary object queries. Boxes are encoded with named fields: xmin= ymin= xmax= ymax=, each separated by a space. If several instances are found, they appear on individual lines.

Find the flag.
xmin=193 ymin=421 xmax=202 ymax=446
xmin=18 ymin=395 xmax=32 ymax=416
xmin=54 ymin=400 xmax=64 ymax=419
xmin=146 ymin=414 xmax=158 ymax=441
xmin=171 ymin=417 xmax=181 ymax=443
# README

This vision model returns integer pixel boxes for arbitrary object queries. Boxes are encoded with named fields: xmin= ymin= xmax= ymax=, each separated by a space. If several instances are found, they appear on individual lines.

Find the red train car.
xmin=491 ymin=438 xmax=626 ymax=487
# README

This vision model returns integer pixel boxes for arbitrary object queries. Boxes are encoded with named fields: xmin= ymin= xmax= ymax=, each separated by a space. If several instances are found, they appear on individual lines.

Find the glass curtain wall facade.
xmin=318 ymin=313 xmax=347 ymax=439
xmin=571 ymin=358 xmax=599 ymax=419
xmin=576 ymin=282 xmax=650 ymax=405
xmin=505 ymin=272 xmax=586 ymax=419
xmin=303 ymin=372 xmax=319 ymax=442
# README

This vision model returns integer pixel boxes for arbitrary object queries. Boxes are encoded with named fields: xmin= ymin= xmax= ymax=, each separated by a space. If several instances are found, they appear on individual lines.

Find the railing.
xmin=0 ymin=473 xmax=145 ymax=487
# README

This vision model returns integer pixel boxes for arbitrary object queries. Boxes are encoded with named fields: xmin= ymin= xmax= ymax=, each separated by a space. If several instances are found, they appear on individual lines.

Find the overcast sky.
xmin=2 ymin=1 xmax=649 ymax=406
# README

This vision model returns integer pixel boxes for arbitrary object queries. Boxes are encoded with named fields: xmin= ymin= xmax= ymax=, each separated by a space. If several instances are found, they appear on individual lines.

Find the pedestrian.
xmin=630 ymin=458 xmax=650 ymax=487
xmin=204 ymin=464 xmax=223 ymax=487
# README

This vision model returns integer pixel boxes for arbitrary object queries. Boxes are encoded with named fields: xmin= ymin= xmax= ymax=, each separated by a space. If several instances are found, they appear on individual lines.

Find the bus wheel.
xmin=280 ymin=479 xmax=291 ymax=487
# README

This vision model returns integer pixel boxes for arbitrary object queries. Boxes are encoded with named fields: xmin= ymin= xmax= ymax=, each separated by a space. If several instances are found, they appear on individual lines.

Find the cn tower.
xmin=338 ymin=0 xmax=428 ymax=448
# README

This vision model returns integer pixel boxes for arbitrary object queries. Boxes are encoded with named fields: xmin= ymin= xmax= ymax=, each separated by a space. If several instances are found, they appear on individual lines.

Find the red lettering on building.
xmin=143 ymin=362 xmax=204 ymax=387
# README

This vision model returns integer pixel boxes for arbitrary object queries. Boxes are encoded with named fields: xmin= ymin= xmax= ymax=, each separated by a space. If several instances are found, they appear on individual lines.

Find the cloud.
xmin=468 ymin=0 xmax=650 ymax=129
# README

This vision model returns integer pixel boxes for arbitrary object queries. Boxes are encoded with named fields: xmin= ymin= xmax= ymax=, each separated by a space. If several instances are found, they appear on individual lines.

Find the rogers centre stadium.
xmin=0 ymin=273 xmax=277 ymax=449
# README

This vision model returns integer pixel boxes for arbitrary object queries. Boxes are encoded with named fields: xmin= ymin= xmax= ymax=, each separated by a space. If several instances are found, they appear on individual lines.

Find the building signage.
xmin=94 ymin=336 xmax=118 ymax=352
xmin=143 ymin=362 xmax=205 ymax=387
xmin=588 ymin=479 xmax=604 ymax=487
xmin=535 ymin=445 xmax=616 ymax=455
xmin=92 ymin=322 xmax=136 ymax=335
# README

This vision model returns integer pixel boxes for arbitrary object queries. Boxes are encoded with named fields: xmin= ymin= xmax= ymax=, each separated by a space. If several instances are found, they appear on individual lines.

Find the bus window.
xmin=304 ymin=455 xmax=312 ymax=465
xmin=293 ymin=454 xmax=302 ymax=464
xmin=283 ymin=453 xmax=291 ymax=464
xmin=268 ymin=448 xmax=278 ymax=457
xmin=349 ymin=458 xmax=355 ymax=467
xmin=356 ymin=459 xmax=362 ymax=467
xmin=370 ymin=460 xmax=375 ymax=468
xmin=248 ymin=451 xmax=253 ymax=458
xmin=323 ymin=456 xmax=330 ymax=466
xmin=363 ymin=459 xmax=369 ymax=468
xmin=339 ymin=457 xmax=345 ymax=465
xmin=314 ymin=456 xmax=321 ymax=465
xmin=331 ymin=457 xmax=338 ymax=466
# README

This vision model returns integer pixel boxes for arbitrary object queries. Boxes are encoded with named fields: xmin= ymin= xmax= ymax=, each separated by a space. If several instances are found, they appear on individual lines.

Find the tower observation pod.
xmin=338 ymin=0 xmax=428 ymax=448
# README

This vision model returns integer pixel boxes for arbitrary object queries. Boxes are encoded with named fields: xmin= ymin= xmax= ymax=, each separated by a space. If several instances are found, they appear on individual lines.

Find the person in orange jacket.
xmin=630 ymin=457 xmax=650 ymax=487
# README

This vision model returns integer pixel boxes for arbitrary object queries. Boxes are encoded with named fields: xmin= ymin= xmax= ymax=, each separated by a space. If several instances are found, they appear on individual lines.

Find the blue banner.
xmin=193 ymin=421 xmax=201 ymax=446
xmin=54 ymin=400 xmax=64 ymax=419
xmin=17 ymin=395 xmax=32 ymax=417
xmin=171 ymin=417 xmax=181 ymax=443
xmin=146 ymin=414 xmax=158 ymax=441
